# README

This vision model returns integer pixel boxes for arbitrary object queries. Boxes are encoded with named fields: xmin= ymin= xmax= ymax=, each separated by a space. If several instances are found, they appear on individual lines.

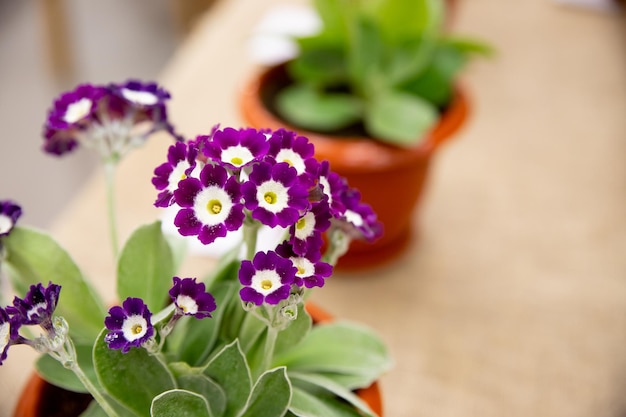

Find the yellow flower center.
xmin=296 ymin=217 xmax=306 ymax=230
xmin=264 ymin=192 xmax=277 ymax=205
xmin=207 ymin=199 xmax=222 ymax=214
xmin=297 ymin=266 xmax=306 ymax=275
xmin=131 ymin=324 xmax=143 ymax=335
xmin=261 ymin=280 xmax=273 ymax=290
xmin=231 ymin=157 xmax=243 ymax=166
xmin=180 ymin=173 xmax=187 ymax=181
xmin=283 ymin=159 xmax=294 ymax=167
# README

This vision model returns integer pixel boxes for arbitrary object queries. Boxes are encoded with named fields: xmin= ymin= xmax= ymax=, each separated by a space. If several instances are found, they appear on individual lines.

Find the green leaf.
xmin=36 ymin=343 xmax=97 ymax=393
xmin=239 ymin=367 xmax=291 ymax=417
xmin=93 ymin=329 xmax=176 ymax=417
xmin=1 ymin=226 xmax=105 ymax=343
xmin=312 ymin=0 xmax=351 ymax=41
xmin=151 ymin=390 xmax=211 ymax=417
xmin=173 ymin=281 xmax=237 ymax=366
xmin=289 ymin=41 xmax=348 ymax=86
xmin=117 ymin=221 xmax=174 ymax=311
xmin=364 ymin=90 xmax=438 ymax=146
xmin=202 ymin=340 xmax=252 ymax=417
xmin=177 ymin=374 xmax=226 ymax=417
xmin=275 ymin=321 xmax=391 ymax=388
xmin=273 ymin=304 xmax=312 ymax=357
xmin=374 ymin=0 xmax=444 ymax=43
xmin=289 ymin=372 xmax=376 ymax=417
xmin=346 ymin=15 xmax=384 ymax=94
xmin=276 ymin=84 xmax=362 ymax=132
xmin=289 ymin=386 xmax=361 ymax=417
xmin=401 ymin=43 xmax=465 ymax=106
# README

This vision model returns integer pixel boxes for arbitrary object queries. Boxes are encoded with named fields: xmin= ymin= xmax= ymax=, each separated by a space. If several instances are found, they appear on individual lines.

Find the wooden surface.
xmin=2 ymin=1 xmax=626 ymax=416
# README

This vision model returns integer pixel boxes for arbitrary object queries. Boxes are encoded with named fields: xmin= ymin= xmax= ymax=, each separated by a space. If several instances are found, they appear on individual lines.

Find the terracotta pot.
xmin=240 ymin=64 xmax=469 ymax=269
xmin=14 ymin=303 xmax=384 ymax=417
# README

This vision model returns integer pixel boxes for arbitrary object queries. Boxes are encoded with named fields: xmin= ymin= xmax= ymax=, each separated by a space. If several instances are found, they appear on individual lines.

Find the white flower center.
xmin=251 ymin=270 xmax=282 ymax=295
xmin=0 ymin=321 xmax=10 ymax=353
xmin=63 ymin=98 xmax=92 ymax=123
xmin=344 ymin=210 xmax=364 ymax=227
xmin=176 ymin=295 xmax=198 ymax=315
xmin=27 ymin=302 xmax=47 ymax=320
xmin=291 ymin=257 xmax=314 ymax=277
xmin=295 ymin=212 xmax=315 ymax=240
xmin=0 ymin=214 xmax=13 ymax=234
xmin=122 ymin=314 xmax=148 ymax=342
xmin=167 ymin=160 xmax=191 ymax=191
xmin=221 ymin=146 xmax=254 ymax=167
xmin=257 ymin=180 xmax=289 ymax=213
xmin=121 ymin=88 xmax=158 ymax=106
xmin=193 ymin=185 xmax=233 ymax=226
xmin=275 ymin=149 xmax=305 ymax=174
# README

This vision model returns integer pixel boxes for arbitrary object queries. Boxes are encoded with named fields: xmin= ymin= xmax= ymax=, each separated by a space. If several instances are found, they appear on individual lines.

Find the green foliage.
xmin=1 ymin=226 xmax=106 ymax=343
xmin=2 ymin=219 xmax=391 ymax=416
xmin=276 ymin=0 xmax=490 ymax=146
xmin=117 ymin=221 xmax=175 ymax=311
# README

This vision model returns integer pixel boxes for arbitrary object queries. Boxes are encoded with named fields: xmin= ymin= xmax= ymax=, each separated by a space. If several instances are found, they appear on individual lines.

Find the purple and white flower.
xmin=43 ymin=80 xmax=179 ymax=160
xmin=276 ymin=242 xmax=332 ymax=289
xmin=0 ymin=307 xmax=19 ymax=365
xmin=8 ymin=282 xmax=61 ymax=328
xmin=104 ymin=298 xmax=154 ymax=353
xmin=239 ymin=251 xmax=297 ymax=305
xmin=241 ymin=161 xmax=309 ymax=228
xmin=43 ymin=84 xmax=107 ymax=156
xmin=317 ymin=161 xmax=347 ymax=217
xmin=0 ymin=200 xmax=22 ymax=237
xmin=335 ymin=187 xmax=383 ymax=243
xmin=203 ymin=127 xmax=269 ymax=170
xmin=169 ymin=277 xmax=216 ymax=318
xmin=152 ymin=140 xmax=201 ymax=207
xmin=173 ymin=163 xmax=245 ymax=245
xmin=267 ymin=129 xmax=319 ymax=185
xmin=288 ymin=201 xmax=331 ymax=258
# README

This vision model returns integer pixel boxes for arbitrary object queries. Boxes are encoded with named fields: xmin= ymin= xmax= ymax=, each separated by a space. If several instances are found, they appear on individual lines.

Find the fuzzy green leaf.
xmin=374 ymin=0 xmax=444 ymax=42
xmin=93 ymin=329 xmax=176 ymax=417
xmin=202 ymin=340 xmax=252 ymax=417
xmin=289 ymin=372 xmax=376 ymax=417
xmin=277 ymin=85 xmax=362 ymax=132
xmin=239 ymin=367 xmax=291 ymax=417
xmin=151 ymin=390 xmax=211 ymax=417
xmin=365 ymin=90 xmax=438 ymax=146
xmin=177 ymin=374 xmax=227 ymax=417
xmin=1 ymin=226 xmax=105 ymax=343
xmin=273 ymin=304 xmax=312 ymax=357
xmin=289 ymin=386 xmax=362 ymax=417
xmin=36 ymin=343 xmax=97 ymax=393
xmin=275 ymin=321 xmax=391 ymax=388
xmin=117 ymin=221 xmax=174 ymax=311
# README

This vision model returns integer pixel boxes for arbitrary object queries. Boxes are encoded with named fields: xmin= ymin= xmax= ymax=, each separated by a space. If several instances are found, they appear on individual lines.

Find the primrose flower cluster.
xmin=0 ymin=80 xmax=391 ymax=417
xmin=42 ymin=80 xmax=179 ymax=162
xmin=153 ymin=127 xmax=382 ymax=308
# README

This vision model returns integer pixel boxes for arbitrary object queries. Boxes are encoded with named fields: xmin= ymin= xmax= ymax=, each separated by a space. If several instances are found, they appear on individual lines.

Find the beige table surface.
xmin=2 ymin=0 xmax=626 ymax=416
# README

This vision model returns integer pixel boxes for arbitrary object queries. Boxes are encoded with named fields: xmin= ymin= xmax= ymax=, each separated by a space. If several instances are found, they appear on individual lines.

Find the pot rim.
xmin=239 ymin=63 xmax=470 ymax=174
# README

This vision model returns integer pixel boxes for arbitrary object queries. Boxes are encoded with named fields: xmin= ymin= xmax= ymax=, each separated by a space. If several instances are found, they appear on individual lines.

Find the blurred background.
xmin=0 ymin=0 xmax=211 ymax=228
xmin=0 ymin=1 xmax=625 ymax=416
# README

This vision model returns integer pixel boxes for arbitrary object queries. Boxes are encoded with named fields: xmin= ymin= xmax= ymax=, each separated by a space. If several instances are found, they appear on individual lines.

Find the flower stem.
xmin=104 ymin=160 xmax=119 ymax=259
xmin=243 ymin=216 xmax=260 ymax=260
xmin=64 ymin=339 xmax=120 ymax=417
xmin=260 ymin=324 xmax=279 ymax=374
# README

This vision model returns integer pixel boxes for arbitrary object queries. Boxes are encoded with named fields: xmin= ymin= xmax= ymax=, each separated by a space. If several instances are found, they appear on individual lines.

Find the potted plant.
xmin=0 ymin=80 xmax=391 ymax=416
xmin=240 ymin=0 xmax=489 ymax=268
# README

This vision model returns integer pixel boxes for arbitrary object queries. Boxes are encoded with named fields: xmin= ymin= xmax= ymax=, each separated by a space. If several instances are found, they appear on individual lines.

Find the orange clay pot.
xmin=240 ymin=64 xmax=469 ymax=269
xmin=14 ymin=302 xmax=383 ymax=417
